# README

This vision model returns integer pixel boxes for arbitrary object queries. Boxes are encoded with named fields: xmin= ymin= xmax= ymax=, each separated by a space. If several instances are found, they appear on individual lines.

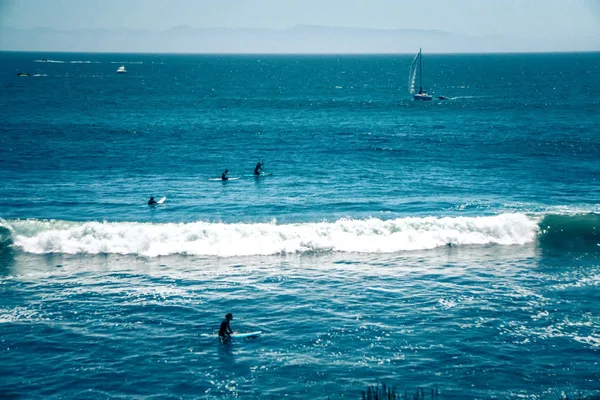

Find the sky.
xmin=0 ymin=0 xmax=599 ymax=53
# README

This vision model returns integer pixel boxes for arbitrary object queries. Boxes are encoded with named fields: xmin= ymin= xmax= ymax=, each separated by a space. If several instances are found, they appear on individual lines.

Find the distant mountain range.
xmin=1 ymin=25 xmax=598 ymax=53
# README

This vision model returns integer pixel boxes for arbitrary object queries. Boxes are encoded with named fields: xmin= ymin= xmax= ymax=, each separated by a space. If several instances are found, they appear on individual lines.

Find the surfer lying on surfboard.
xmin=148 ymin=196 xmax=166 ymax=205
xmin=218 ymin=312 xmax=233 ymax=343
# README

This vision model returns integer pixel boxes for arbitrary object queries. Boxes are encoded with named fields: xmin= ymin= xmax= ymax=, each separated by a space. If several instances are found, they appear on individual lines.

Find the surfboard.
xmin=243 ymin=173 xmax=272 ymax=177
xmin=232 ymin=331 xmax=262 ymax=339
xmin=209 ymin=177 xmax=240 ymax=181
xmin=157 ymin=197 xmax=166 ymax=204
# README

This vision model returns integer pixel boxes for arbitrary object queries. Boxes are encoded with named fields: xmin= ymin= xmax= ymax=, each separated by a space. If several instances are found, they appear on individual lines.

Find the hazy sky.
xmin=1 ymin=0 xmax=599 ymax=39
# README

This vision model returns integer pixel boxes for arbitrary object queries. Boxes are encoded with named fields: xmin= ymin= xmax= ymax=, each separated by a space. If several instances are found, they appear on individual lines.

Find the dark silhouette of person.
xmin=148 ymin=197 xmax=157 ymax=205
xmin=253 ymin=162 xmax=263 ymax=176
xmin=219 ymin=313 xmax=233 ymax=343
xmin=221 ymin=169 xmax=229 ymax=181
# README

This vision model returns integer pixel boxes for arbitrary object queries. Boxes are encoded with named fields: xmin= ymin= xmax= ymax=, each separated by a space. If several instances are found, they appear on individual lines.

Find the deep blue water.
xmin=1 ymin=52 xmax=599 ymax=399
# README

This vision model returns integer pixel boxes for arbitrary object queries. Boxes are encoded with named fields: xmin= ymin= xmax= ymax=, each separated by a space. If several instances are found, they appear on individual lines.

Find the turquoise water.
xmin=1 ymin=52 xmax=599 ymax=399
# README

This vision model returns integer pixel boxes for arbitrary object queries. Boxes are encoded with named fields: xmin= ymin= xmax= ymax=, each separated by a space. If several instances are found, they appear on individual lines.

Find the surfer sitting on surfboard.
xmin=219 ymin=313 xmax=233 ymax=343
xmin=148 ymin=197 xmax=157 ymax=205
xmin=221 ymin=169 xmax=229 ymax=181
xmin=253 ymin=162 xmax=264 ymax=176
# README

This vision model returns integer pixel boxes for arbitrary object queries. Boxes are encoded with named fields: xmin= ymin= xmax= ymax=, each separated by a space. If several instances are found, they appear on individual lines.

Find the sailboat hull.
xmin=413 ymin=93 xmax=433 ymax=101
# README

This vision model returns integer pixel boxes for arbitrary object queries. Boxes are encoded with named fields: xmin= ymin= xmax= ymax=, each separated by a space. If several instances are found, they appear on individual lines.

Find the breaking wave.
xmin=0 ymin=214 xmax=542 ymax=257
xmin=1 ymin=213 xmax=598 ymax=257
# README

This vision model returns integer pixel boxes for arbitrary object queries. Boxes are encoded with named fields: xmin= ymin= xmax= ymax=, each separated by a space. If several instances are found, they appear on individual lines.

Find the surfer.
xmin=148 ymin=197 xmax=157 ymax=205
xmin=221 ymin=169 xmax=229 ymax=181
xmin=219 ymin=313 xmax=233 ymax=343
xmin=253 ymin=162 xmax=264 ymax=176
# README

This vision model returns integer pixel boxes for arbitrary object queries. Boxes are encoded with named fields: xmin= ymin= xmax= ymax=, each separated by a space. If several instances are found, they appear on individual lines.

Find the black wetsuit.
xmin=221 ymin=171 xmax=229 ymax=181
xmin=219 ymin=318 xmax=232 ymax=339
xmin=148 ymin=198 xmax=157 ymax=205
xmin=253 ymin=163 xmax=263 ymax=176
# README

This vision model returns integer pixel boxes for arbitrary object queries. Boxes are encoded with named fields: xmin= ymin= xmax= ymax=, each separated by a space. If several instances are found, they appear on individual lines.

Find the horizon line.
xmin=2 ymin=50 xmax=600 ymax=56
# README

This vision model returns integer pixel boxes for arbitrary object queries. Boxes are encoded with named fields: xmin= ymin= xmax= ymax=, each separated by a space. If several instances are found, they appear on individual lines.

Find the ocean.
xmin=1 ymin=51 xmax=599 ymax=399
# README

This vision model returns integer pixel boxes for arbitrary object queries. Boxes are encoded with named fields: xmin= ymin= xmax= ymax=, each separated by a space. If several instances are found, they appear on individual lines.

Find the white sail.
xmin=408 ymin=52 xmax=419 ymax=94
xmin=410 ymin=48 xmax=433 ymax=100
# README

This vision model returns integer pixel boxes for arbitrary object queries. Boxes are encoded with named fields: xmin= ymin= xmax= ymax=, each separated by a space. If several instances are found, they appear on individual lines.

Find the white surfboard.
xmin=232 ymin=331 xmax=262 ymax=339
xmin=157 ymin=197 xmax=166 ymax=204
xmin=243 ymin=173 xmax=272 ymax=177
xmin=209 ymin=177 xmax=240 ymax=181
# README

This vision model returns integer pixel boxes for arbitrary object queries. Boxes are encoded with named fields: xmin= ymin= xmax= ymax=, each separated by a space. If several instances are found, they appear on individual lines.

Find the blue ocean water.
xmin=1 ymin=51 xmax=599 ymax=399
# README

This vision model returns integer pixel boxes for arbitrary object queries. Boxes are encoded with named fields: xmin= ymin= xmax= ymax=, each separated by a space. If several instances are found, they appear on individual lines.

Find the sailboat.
xmin=116 ymin=65 xmax=127 ymax=74
xmin=408 ymin=48 xmax=432 ymax=101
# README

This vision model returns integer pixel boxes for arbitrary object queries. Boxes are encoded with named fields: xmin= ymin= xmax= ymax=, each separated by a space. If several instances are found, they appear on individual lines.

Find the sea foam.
xmin=1 ymin=214 xmax=539 ymax=257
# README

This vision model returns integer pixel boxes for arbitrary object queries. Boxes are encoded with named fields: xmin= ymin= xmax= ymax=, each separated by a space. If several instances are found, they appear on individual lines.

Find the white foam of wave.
xmin=33 ymin=59 xmax=64 ymax=63
xmin=574 ymin=335 xmax=600 ymax=348
xmin=0 ymin=306 xmax=42 ymax=323
xmin=110 ymin=61 xmax=143 ymax=64
xmin=69 ymin=61 xmax=101 ymax=64
xmin=535 ymin=204 xmax=600 ymax=216
xmin=3 ymin=214 xmax=539 ymax=258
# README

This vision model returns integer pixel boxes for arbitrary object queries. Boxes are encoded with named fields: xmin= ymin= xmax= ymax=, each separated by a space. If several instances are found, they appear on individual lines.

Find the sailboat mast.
xmin=419 ymin=48 xmax=423 ymax=92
